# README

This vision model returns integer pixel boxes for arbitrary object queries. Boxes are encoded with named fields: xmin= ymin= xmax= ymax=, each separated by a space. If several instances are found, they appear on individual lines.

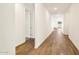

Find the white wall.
xmin=35 ymin=4 xmax=52 ymax=48
xmin=64 ymin=12 xmax=70 ymax=35
xmin=0 ymin=4 xmax=15 ymax=55
xmin=15 ymin=4 xmax=27 ymax=46
xmin=64 ymin=4 xmax=79 ymax=50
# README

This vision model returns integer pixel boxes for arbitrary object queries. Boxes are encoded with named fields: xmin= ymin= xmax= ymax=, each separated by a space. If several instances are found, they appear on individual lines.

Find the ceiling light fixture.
xmin=54 ymin=7 xmax=58 ymax=10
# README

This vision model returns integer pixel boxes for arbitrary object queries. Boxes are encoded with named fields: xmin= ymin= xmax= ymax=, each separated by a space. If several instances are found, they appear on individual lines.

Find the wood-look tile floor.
xmin=16 ymin=29 xmax=79 ymax=55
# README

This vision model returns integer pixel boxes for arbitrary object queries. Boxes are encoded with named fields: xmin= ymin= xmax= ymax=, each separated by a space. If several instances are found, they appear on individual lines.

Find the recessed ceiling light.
xmin=54 ymin=7 xmax=58 ymax=10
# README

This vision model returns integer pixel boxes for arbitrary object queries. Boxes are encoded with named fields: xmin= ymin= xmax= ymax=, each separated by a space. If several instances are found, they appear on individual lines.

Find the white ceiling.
xmin=43 ymin=3 xmax=71 ymax=14
xmin=24 ymin=3 xmax=34 ymax=11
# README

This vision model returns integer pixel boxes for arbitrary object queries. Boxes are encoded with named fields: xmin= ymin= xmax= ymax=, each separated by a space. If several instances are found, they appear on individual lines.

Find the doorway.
xmin=51 ymin=14 xmax=64 ymax=32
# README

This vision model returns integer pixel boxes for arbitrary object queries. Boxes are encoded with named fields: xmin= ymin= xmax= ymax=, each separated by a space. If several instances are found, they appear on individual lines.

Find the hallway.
xmin=0 ymin=3 xmax=79 ymax=55
xmin=16 ymin=29 xmax=79 ymax=55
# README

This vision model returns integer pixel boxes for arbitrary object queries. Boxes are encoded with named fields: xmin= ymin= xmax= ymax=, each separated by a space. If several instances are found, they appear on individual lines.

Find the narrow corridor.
xmin=16 ymin=29 xmax=79 ymax=55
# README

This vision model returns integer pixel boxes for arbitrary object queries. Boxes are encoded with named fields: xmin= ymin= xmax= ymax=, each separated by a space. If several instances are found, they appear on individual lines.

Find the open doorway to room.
xmin=51 ymin=14 xmax=64 ymax=32
xmin=15 ymin=3 xmax=35 ymax=55
xmin=25 ymin=3 xmax=35 ymax=52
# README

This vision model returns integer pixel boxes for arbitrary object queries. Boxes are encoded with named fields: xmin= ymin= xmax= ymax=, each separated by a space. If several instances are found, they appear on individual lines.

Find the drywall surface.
xmin=35 ymin=4 xmax=52 ymax=48
xmin=0 ymin=3 xmax=15 ymax=55
xmin=64 ymin=4 xmax=79 ymax=49
xmin=15 ymin=4 xmax=26 ymax=46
